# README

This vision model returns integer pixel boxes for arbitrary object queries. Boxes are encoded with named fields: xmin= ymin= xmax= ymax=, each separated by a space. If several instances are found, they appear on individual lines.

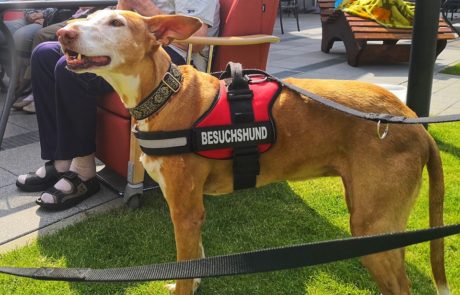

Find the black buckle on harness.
xmin=228 ymin=89 xmax=253 ymax=101
xmin=228 ymin=88 xmax=254 ymax=123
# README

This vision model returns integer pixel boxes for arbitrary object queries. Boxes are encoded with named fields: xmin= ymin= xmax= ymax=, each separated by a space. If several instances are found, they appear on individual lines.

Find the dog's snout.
xmin=56 ymin=27 xmax=79 ymax=45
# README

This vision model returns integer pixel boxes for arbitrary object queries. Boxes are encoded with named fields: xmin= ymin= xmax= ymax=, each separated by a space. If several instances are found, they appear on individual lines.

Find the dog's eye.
xmin=109 ymin=19 xmax=124 ymax=27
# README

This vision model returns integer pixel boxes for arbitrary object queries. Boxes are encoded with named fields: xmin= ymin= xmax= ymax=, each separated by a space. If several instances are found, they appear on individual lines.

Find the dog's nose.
xmin=56 ymin=27 xmax=79 ymax=45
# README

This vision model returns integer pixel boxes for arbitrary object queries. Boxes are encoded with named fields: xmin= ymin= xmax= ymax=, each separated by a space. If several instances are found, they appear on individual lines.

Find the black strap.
xmin=1 ymin=224 xmax=459 ymax=282
xmin=133 ymin=121 xmax=275 ymax=156
xmin=224 ymin=62 xmax=260 ymax=190
xmin=213 ymin=68 xmax=460 ymax=125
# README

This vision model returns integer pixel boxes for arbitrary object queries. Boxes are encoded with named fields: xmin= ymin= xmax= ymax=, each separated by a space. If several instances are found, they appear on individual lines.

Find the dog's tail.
xmin=426 ymin=136 xmax=449 ymax=295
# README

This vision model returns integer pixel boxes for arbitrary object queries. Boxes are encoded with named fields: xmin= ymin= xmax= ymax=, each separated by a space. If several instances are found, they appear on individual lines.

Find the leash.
xmin=281 ymin=80 xmax=460 ymax=124
xmin=1 ymin=224 xmax=459 ymax=282
xmin=216 ymin=69 xmax=460 ymax=125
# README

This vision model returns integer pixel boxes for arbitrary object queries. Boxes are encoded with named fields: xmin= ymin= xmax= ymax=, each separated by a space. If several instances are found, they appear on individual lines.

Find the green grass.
xmin=1 ymin=122 xmax=460 ymax=295
xmin=441 ymin=62 xmax=460 ymax=75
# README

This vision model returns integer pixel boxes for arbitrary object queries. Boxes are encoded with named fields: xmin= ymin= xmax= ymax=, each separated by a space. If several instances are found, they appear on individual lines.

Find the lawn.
xmin=1 ymin=122 xmax=459 ymax=295
xmin=441 ymin=62 xmax=460 ymax=75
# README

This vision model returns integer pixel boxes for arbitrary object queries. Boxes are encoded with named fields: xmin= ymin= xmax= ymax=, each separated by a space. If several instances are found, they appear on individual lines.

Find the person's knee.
xmin=54 ymin=56 xmax=69 ymax=77
xmin=31 ymin=42 xmax=60 ymax=65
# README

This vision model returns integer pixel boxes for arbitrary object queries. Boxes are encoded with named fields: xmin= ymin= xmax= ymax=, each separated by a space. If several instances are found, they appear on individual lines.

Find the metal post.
xmin=0 ymin=20 xmax=17 ymax=148
xmin=406 ymin=0 xmax=442 ymax=119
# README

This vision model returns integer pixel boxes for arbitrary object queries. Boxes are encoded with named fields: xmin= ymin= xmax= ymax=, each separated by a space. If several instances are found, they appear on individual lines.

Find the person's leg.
xmin=14 ymin=22 xmax=67 ymax=108
xmin=13 ymin=23 xmax=42 ymax=55
xmin=30 ymin=42 xmax=62 ymax=159
xmin=0 ymin=19 xmax=28 ymax=76
xmin=38 ymin=49 xmax=113 ymax=207
xmin=31 ymin=21 xmax=66 ymax=49
xmin=12 ymin=23 xmax=42 ymax=97
xmin=0 ymin=19 xmax=27 ymax=44
xmin=16 ymin=42 xmax=71 ymax=191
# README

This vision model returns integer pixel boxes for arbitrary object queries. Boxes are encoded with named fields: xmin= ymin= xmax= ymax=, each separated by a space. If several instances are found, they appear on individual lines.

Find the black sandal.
xmin=36 ymin=171 xmax=100 ymax=211
xmin=16 ymin=161 xmax=64 ymax=192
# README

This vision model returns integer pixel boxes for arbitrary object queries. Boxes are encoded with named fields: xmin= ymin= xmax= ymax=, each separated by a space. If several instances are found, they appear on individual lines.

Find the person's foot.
xmin=12 ymin=95 xmax=33 ymax=110
xmin=22 ymin=101 xmax=36 ymax=114
xmin=16 ymin=161 xmax=65 ymax=192
xmin=36 ymin=172 xmax=100 ymax=211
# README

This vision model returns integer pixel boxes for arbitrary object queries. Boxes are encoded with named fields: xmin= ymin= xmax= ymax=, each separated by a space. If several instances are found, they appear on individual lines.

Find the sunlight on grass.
xmin=441 ymin=62 xmax=460 ymax=75
xmin=1 ymin=122 xmax=459 ymax=294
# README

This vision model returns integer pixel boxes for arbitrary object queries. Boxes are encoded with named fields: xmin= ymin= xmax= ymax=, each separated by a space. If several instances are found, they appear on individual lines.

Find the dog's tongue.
xmin=66 ymin=54 xmax=110 ymax=70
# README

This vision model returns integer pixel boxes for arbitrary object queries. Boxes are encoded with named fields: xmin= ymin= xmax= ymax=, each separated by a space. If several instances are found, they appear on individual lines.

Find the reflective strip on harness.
xmin=133 ymin=121 xmax=275 ymax=156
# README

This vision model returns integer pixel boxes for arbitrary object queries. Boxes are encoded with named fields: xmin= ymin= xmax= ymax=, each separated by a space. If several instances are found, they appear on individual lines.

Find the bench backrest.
xmin=318 ymin=0 xmax=458 ymax=40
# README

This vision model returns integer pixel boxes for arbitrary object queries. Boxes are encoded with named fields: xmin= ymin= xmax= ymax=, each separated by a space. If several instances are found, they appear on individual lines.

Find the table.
xmin=0 ymin=0 xmax=117 ymax=147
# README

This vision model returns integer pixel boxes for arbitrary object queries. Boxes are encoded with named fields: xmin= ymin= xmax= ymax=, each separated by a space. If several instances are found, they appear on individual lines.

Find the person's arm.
xmin=24 ymin=9 xmax=44 ymax=25
xmin=174 ymin=23 xmax=209 ymax=52
xmin=173 ymin=0 xmax=219 ymax=52
xmin=117 ymin=0 xmax=163 ymax=16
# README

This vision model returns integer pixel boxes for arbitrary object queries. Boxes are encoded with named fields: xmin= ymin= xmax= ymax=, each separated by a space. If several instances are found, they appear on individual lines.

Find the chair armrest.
xmin=175 ymin=34 xmax=280 ymax=46
xmin=173 ymin=34 xmax=280 ymax=73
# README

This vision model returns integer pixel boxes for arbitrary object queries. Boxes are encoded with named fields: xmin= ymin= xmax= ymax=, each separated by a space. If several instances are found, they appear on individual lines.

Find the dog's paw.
xmin=165 ymin=283 xmax=176 ymax=294
xmin=164 ymin=279 xmax=201 ymax=294
xmin=193 ymin=278 xmax=201 ymax=292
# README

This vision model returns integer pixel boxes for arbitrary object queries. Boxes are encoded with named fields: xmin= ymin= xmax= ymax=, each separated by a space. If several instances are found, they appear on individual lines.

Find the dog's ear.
xmin=146 ymin=15 xmax=203 ymax=45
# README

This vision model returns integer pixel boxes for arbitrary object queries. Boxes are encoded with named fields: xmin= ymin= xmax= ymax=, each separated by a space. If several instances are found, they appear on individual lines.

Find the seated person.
xmin=16 ymin=0 xmax=220 ymax=211
xmin=12 ymin=7 xmax=97 ymax=113
xmin=0 ymin=8 xmax=54 ymax=97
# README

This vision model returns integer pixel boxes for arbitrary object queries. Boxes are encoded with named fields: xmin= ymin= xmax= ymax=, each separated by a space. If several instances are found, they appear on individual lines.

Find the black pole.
xmin=0 ymin=19 xmax=17 ymax=148
xmin=406 ymin=0 xmax=442 ymax=119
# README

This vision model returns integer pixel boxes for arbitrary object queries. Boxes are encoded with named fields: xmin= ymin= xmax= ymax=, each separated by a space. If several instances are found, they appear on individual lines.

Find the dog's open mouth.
xmin=64 ymin=49 xmax=111 ymax=70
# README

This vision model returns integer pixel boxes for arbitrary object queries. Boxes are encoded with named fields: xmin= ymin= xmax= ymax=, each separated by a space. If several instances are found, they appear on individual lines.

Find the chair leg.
xmin=294 ymin=8 xmax=300 ymax=31
xmin=0 ymin=65 xmax=6 ymax=93
xmin=279 ymin=3 xmax=285 ymax=34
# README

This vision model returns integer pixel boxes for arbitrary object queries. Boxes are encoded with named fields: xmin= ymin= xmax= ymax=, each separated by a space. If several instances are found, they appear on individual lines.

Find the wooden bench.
xmin=318 ymin=0 xmax=458 ymax=66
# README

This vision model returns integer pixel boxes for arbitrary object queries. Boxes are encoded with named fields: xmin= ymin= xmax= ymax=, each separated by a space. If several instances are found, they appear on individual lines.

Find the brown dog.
xmin=56 ymin=10 xmax=448 ymax=295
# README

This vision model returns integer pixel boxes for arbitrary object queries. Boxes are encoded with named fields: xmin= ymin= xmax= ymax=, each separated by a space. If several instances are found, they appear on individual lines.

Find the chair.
xmin=95 ymin=0 xmax=280 ymax=207
xmin=279 ymin=0 xmax=300 ymax=34
xmin=318 ymin=0 xmax=458 ymax=66
xmin=442 ymin=0 xmax=460 ymax=21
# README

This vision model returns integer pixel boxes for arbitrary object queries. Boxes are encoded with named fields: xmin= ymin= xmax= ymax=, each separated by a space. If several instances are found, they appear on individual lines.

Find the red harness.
xmin=194 ymin=79 xmax=280 ymax=159
xmin=133 ymin=64 xmax=281 ymax=190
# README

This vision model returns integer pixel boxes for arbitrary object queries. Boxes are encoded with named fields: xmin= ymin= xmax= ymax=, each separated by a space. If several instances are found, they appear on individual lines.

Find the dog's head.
xmin=57 ymin=10 xmax=202 ymax=74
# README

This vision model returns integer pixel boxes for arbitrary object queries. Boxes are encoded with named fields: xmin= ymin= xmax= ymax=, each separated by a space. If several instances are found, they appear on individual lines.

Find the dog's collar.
xmin=128 ymin=63 xmax=182 ymax=120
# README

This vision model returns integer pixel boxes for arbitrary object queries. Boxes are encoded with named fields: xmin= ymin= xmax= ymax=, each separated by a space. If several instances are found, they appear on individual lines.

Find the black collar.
xmin=128 ymin=63 xmax=182 ymax=120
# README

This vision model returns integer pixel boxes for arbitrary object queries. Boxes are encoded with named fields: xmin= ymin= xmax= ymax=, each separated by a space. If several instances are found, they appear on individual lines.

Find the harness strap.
xmin=133 ymin=121 xmax=275 ymax=156
xmin=224 ymin=62 xmax=259 ymax=190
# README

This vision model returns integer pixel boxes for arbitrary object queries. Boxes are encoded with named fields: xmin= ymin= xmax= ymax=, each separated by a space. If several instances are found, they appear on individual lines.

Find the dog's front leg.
xmin=147 ymin=156 xmax=208 ymax=295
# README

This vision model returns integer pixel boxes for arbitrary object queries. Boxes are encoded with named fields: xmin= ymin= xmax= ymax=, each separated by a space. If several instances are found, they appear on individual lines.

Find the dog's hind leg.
xmin=343 ymin=159 xmax=423 ymax=295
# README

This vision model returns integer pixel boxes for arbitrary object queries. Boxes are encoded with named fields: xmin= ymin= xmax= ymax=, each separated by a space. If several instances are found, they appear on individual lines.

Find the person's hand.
xmin=26 ymin=12 xmax=44 ymax=24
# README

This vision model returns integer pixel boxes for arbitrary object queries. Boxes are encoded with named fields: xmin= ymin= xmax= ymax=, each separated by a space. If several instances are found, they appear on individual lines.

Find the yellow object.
xmin=338 ymin=0 xmax=414 ymax=28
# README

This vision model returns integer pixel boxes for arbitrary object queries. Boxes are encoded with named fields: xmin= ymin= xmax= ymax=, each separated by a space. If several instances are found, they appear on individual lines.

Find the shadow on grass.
xmin=35 ymin=182 xmax=436 ymax=294
xmin=433 ymin=138 xmax=460 ymax=158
